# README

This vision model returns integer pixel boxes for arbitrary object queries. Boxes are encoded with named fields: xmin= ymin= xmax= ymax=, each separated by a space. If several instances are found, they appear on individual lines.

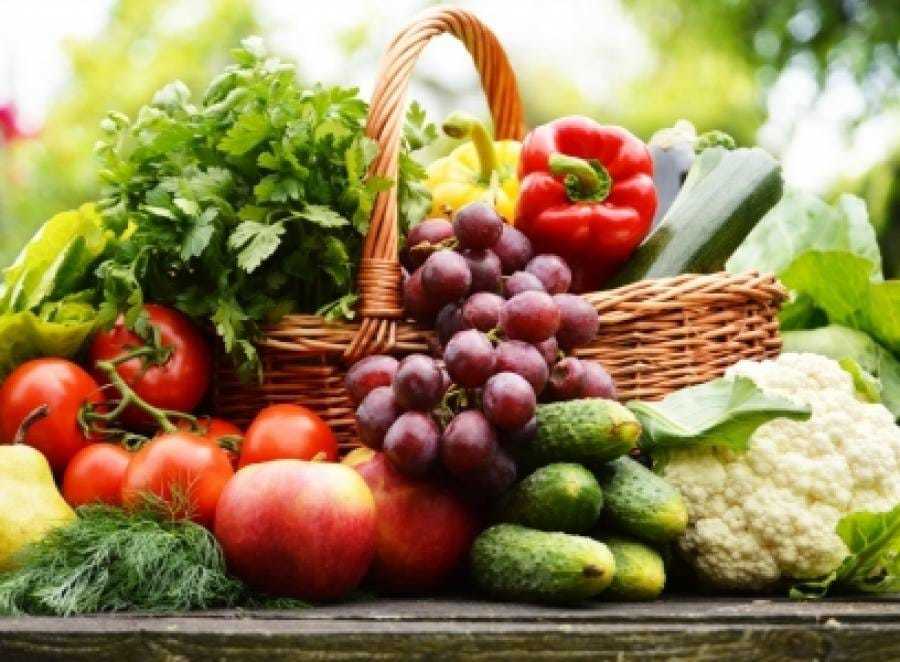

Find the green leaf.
xmin=218 ymin=111 xmax=270 ymax=156
xmin=296 ymin=205 xmax=349 ymax=228
xmin=727 ymin=191 xmax=883 ymax=278
xmin=780 ymin=250 xmax=900 ymax=354
xmin=180 ymin=208 xmax=218 ymax=261
xmin=838 ymin=357 xmax=882 ymax=403
xmin=228 ymin=221 xmax=285 ymax=273
xmin=791 ymin=505 xmax=900 ymax=599
xmin=782 ymin=325 xmax=900 ymax=420
xmin=627 ymin=376 xmax=811 ymax=453
xmin=0 ymin=305 xmax=97 ymax=379
xmin=403 ymin=101 xmax=438 ymax=151
xmin=0 ymin=205 xmax=108 ymax=314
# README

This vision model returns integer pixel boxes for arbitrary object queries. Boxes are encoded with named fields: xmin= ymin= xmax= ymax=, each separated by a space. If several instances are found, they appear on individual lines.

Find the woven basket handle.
xmin=346 ymin=7 xmax=525 ymax=360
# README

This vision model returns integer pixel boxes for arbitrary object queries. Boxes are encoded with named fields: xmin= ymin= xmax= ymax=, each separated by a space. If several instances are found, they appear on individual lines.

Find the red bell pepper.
xmin=515 ymin=116 xmax=657 ymax=291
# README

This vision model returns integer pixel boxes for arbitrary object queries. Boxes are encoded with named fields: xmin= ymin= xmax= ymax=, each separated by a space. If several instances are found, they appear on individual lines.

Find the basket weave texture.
xmin=213 ymin=8 xmax=786 ymax=450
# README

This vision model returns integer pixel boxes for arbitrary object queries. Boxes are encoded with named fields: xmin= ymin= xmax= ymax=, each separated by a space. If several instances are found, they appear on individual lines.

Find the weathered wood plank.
xmin=2 ymin=598 xmax=900 ymax=661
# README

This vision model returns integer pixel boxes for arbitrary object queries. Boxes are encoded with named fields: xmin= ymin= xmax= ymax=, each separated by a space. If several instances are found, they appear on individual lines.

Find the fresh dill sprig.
xmin=0 ymin=504 xmax=245 ymax=616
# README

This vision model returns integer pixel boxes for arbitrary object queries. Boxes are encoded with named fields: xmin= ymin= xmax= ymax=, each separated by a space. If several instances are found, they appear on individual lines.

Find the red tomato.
xmin=62 ymin=443 xmax=132 ymax=508
xmin=0 ymin=358 xmax=104 ymax=474
xmin=89 ymin=304 xmax=212 ymax=428
xmin=121 ymin=432 xmax=234 ymax=527
xmin=177 ymin=417 xmax=243 ymax=469
xmin=238 ymin=404 xmax=338 ymax=468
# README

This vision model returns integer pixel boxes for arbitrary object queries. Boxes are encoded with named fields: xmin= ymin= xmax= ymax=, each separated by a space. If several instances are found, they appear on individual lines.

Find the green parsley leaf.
xmin=228 ymin=221 xmax=286 ymax=273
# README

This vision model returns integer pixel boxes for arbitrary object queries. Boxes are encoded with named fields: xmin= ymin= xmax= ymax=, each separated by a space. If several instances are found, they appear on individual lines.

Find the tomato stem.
xmin=86 ymin=359 xmax=197 ymax=434
xmin=13 ymin=405 xmax=49 ymax=444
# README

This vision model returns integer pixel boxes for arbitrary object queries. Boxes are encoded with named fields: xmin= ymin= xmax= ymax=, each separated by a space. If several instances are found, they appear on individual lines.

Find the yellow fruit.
xmin=0 ymin=444 xmax=75 ymax=571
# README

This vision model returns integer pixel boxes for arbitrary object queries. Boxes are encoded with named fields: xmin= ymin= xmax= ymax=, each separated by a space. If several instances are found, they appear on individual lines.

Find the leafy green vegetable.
xmin=0 ymin=204 xmax=110 ymax=378
xmin=791 ymin=505 xmax=900 ymax=599
xmin=0 ymin=303 xmax=97 ymax=379
xmin=93 ymin=37 xmax=434 ymax=379
xmin=628 ymin=376 xmax=811 ymax=454
xmin=780 ymin=250 xmax=900 ymax=354
xmin=0 ymin=505 xmax=244 ymax=615
xmin=727 ymin=190 xmax=882 ymax=278
xmin=783 ymin=325 xmax=900 ymax=419
xmin=0 ymin=204 xmax=109 ymax=314
xmin=727 ymin=190 xmax=900 ymax=410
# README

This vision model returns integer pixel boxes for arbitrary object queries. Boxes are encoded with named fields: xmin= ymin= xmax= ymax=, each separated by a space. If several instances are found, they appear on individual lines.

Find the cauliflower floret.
xmin=662 ymin=353 xmax=900 ymax=591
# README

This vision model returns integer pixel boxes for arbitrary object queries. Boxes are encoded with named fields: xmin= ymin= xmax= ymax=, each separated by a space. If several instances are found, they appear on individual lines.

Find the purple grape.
xmin=495 ymin=340 xmax=549 ymax=394
xmin=504 ymin=270 xmax=545 ymax=298
xmin=435 ymin=304 xmax=469 ymax=346
xmin=500 ymin=291 xmax=561 ymax=342
xmin=421 ymin=250 xmax=472 ymax=305
xmin=403 ymin=268 xmax=441 ymax=324
xmin=493 ymin=225 xmax=533 ymax=274
xmin=462 ymin=292 xmax=503 ymax=333
xmin=534 ymin=337 xmax=560 ymax=366
xmin=393 ymin=354 xmax=444 ymax=411
xmin=581 ymin=360 xmax=617 ymax=399
xmin=356 ymin=386 xmax=401 ymax=449
xmin=453 ymin=202 xmax=503 ymax=249
xmin=402 ymin=218 xmax=455 ymax=269
xmin=464 ymin=446 xmax=517 ymax=498
xmin=547 ymin=357 xmax=588 ymax=401
xmin=483 ymin=372 xmax=537 ymax=431
xmin=553 ymin=293 xmax=600 ymax=350
xmin=503 ymin=416 xmax=537 ymax=447
xmin=526 ymin=254 xmax=572 ymax=294
xmin=345 ymin=355 xmax=400 ymax=405
xmin=462 ymin=248 xmax=502 ymax=293
xmin=443 ymin=329 xmax=497 ymax=387
xmin=383 ymin=411 xmax=441 ymax=477
xmin=440 ymin=410 xmax=498 ymax=478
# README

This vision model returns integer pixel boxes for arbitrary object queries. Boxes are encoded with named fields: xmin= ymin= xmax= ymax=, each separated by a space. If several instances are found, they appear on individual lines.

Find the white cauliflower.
xmin=662 ymin=352 xmax=900 ymax=591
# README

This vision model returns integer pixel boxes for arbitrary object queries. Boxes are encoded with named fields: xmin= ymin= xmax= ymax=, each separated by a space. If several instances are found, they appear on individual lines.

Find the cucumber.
xmin=597 ymin=536 xmax=666 ymax=601
xmin=596 ymin=457 xmax=688 ymax=544
xmin=517 ymin=399 xmax=641 ymax=470
xmin=495 ymin=463 xmax=603 ymax=534
xmin=610 ymin=147 xmax=782 ymax=286
xmin=470 ymin=524 xmax=615 ymax=604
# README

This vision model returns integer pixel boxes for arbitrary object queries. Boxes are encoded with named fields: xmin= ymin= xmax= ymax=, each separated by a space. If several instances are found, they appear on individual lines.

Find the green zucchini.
xmin=609 ymin=147 xmax=782 ymax=286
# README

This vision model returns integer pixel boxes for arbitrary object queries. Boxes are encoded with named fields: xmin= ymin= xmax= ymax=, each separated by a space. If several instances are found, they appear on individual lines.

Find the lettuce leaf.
xmin=0 ymin=300 xmax=97 ymax=379
xmin=0 ymin=204 xmax=108 ymax=314
xmin=779 ymin=250 xmax=900 ymax=354
xmin=791 ymin=505 xmax=900 ymax=599
xmin=627 ymin=376 xmax=811 ymax=454
xmin=726 ymin=190 xmax=882 ymax=279
xmin=728 ymin=190 xmax=900 ymax=408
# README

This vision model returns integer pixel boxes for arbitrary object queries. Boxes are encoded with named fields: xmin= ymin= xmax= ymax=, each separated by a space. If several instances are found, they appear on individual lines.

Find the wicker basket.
xmin=213 ymin=8 xmax=786 ymax=450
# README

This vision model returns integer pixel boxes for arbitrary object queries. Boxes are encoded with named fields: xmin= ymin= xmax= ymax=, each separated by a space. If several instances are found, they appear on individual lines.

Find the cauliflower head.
xmin=662 ymin=352 xmax=900 ymax=591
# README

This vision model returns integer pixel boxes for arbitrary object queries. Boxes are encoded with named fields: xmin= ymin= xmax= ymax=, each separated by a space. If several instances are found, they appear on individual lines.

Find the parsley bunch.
xmin=94 ymin=37 xmax=434 ymax=379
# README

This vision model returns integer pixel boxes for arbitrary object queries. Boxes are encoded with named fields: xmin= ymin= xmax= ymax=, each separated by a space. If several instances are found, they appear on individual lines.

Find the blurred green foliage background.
xmin=1 ymin=0 xmax=898 ymax=274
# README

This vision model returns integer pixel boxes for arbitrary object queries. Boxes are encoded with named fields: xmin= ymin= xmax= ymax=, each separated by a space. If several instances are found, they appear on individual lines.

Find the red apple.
xmin=214 ymin=459 xmax=376 ymax=602
xmin=344 ymin=448 xmax=481 ymax=593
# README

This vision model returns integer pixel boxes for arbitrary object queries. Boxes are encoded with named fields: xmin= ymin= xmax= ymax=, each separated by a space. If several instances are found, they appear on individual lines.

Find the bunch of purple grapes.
xmin=346 ymin=202 xmax=616 ymax=496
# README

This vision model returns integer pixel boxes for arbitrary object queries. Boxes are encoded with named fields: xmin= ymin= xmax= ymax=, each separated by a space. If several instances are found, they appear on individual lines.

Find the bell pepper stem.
xmin=442 ymin=111 xmax=499 ymax=184
xmin=548 ymin=152 xmax=612 ymax=203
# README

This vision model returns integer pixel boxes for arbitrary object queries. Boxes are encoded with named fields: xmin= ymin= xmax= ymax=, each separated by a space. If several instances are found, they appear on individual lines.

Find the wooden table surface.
xmin=2 ymin=597 xmax=900 ymax=661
